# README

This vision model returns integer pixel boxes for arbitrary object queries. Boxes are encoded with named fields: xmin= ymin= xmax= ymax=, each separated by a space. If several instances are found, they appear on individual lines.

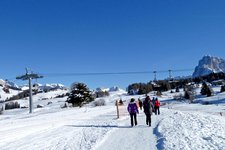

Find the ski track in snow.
xmin=0 ymin=106 xmax=118 ymax=150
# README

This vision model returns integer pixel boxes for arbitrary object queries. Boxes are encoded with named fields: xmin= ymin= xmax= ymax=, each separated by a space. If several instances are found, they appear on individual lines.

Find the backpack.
xmin=143 ymin=101 xmax=150 ymax=113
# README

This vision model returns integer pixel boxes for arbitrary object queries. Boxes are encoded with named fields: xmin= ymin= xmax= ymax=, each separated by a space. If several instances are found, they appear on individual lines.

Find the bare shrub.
xmin=93 ymin=99 xmax=106 ymax=107
xmin=47 ymin=102 xmax=53 ymax=105
xmin=5 ymin=102 xmax=20 ymax=110
xmin=61 ymin=102 xmax=69 ymax=108
xmin=37 ymin=104 xmax=44 ymax=108
xmin=173 ymin=93 xmax=184 ymax=101
xmin=0 ymin=106 xmax=3 ymax=115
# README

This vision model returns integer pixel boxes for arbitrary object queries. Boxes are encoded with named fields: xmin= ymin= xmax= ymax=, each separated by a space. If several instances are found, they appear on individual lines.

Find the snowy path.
xmin=1 ymin=105 xmax=225 ymax=150
xmin=95 ymin=111 xmax=161 ymax=150
xmin=95 ymin=108 xmax=225 ymax=150
xmin=0 ymin=104 xmax=162 ymax=150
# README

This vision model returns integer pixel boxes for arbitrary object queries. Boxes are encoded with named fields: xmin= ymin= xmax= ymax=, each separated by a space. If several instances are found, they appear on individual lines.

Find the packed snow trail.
xmin=95 ymin=108 xmax=225 ymax=150
xmin=95 ymin=111 xmax=161 ymax=150
xmin=1 ymin=104 xmax=225 ymax=150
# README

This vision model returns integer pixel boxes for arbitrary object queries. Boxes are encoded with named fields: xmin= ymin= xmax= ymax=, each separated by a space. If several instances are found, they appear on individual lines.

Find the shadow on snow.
xmin=195 ymin=98 xmax=225 ymax=105
xmin=153 ymin=121 xmax=165 ymax=150
xmin=66 ymin=124 xmax=150 ymax=129
xmin=66 ymin=124 xmax=131 ymax=128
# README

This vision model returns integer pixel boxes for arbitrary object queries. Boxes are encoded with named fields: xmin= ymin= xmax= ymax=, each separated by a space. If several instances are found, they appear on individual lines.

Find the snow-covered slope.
xmin=38 ymin=83 xmax=67 ymax=91
xmin=0 ymin=79 xmax=20 ymax=89
xmin=95 ymin=86 xmax=125 ymax=93
xmin=20 ymin=83 xmax=67 ymax=91
xmin=193 ymin=55 xmax=225 ymax=77
xmin=0 ymin=86 xmax=225 ymax=150
xmin=0 ymin=86 xmax=20 ymax=101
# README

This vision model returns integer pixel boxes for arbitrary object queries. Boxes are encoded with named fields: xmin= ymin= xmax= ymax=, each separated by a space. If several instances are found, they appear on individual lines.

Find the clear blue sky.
xmin=0 ymin=0 xmax=225 ymax=89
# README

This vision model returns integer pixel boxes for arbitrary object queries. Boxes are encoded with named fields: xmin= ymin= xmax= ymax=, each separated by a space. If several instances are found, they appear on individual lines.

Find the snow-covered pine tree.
xmin=184 ymin=84 xmax=196 ymax=102
xmin=67 ymin=82 xmax=94 ymax=107
xmin=221 ymin=85 xmax=225 ymax=93
xmin=175 ymin=87 xmax=180 ymax=92
xmin=201 ymin=82 xmax=213 ymax=97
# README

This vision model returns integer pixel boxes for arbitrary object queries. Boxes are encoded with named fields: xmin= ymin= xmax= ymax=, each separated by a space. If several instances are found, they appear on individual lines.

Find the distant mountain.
xmin=0 ymin=79 xmax=20 ymax=90
xmin=95 ymin=86 xmax=125 ymax=93
xmin=109 ymin=86 xmax=120 ymax=92
xmin=33 ymin=83 xmax=67 ymax=91
xmin=17 ymin=83 xmax=67 ymax=92
xmin=193 ymin=55 xmax=225 ymax=78
xmin=6 ymin=80 xmax=20 ymax=89
xmin=95 ymin=87 xmax=110 ymax=92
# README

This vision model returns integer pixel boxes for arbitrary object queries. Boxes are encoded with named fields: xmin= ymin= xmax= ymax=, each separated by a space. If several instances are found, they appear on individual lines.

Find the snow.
xmin=0 ymin=86 xmax=20 ymax=101
xmin=5 ymin=80 xmax=20 ymax=89
xmin=0 ymin=86 xmax=225 ymax=150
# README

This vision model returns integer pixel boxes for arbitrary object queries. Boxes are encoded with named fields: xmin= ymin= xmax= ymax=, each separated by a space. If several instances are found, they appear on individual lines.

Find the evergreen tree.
xmin=175 ymin=87 xmax=180 ymax=92
xmin=138 ymin=83 xmax=151 ymax=94
xmin=67 ymin=82 xmax=94 ymax=107
xmin=201 ymin=82 xmax=208 ymax=95
xmin=127 ymin=83 xmax=139 ymax=95
xmin=95 ymin=90 xmax=110 ymax=98
xmin=220 ymin=85 xmax=225 ymax=93
xmin=201 ymin=82 xmax=213 ymax=97
xmin=184 ymin=84 xmax=196 ymax=102
xmin=184 ymin=91 xmax=190 ymax=99
xmin=127 ymin=82 xmax=153 ymax=95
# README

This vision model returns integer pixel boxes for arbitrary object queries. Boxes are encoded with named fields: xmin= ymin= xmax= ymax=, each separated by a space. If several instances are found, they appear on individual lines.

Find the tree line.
xmin=4 ymin=72 xmax=225 ymax=109
xmin=67 ymin=72 xmax=225 ymax=107
xmin=127 ymin=72 xmax=225 ymax=95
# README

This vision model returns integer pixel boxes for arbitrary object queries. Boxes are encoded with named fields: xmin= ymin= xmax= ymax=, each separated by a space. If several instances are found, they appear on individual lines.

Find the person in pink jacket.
xmin=154 ymin=97 xmax=160 ymax=115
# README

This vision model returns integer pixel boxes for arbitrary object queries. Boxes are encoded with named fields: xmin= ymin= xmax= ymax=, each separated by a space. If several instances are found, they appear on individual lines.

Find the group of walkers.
xmin=127 ymin=96 xmax=161 ymax=127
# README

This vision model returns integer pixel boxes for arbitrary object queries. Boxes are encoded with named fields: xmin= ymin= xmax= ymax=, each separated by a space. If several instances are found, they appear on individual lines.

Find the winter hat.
xmin=130 ymin=98 xmax=135 ymax=102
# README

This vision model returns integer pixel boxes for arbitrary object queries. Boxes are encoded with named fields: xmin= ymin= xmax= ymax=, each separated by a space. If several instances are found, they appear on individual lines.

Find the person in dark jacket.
xmin=143 ymin=96 xmax=154 ymax=127
xmin=127 ymin=98 xmax=139 ymax=127
xmin=154 ymin=98 xmax=160 ymax=115
xmin=152 ymin=97 xmax=156 ymax=106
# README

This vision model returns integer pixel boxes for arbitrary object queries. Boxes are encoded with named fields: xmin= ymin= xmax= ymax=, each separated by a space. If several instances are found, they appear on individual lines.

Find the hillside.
xmin=0 ymin=85 xmax=225 ymax=150
xmin=0 ymin=86 xmax=20 ymax=101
